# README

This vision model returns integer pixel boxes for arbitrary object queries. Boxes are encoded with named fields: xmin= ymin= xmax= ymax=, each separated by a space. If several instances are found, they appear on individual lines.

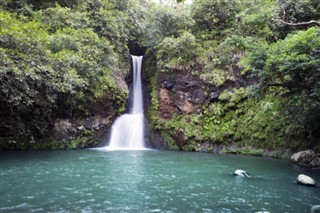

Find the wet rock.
xmin=191 ymin=89 xmax=205 ymax=104
xmin=291 ymin=150 xmax=317 ymax=165
xmin=311 ymin=205 xmax=320 ymax=213
xmin=297 ymin=174 xmax=317 ymax=186
xmin=162 ymin=81 xmax=175 ymax=90
xmin=146 ymin=131 xmax=168 ymax=150
xmin=209 ymin=92 xmax=219 ymax=102
xmin=310 ymin=158 xmax=320 ymax=168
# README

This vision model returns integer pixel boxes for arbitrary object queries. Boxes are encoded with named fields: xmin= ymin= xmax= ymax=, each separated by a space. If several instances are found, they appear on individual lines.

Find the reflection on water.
xmin=0 ymin=150 xmax=319 ymax=212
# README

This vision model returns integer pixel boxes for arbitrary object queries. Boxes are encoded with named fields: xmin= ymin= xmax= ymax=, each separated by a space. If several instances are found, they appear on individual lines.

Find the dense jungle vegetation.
xmin=1 ymin=0 xmax=320 ymax=153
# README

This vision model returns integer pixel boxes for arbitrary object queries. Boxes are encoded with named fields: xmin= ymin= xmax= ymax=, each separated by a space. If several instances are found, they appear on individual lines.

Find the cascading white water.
xmin=107 ymin=56 xmax=145 ymax=150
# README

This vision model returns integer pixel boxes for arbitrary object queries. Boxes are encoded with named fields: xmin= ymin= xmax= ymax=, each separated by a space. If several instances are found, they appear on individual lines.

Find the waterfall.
xmin=107 ymin=55 xmax=145 ymax=150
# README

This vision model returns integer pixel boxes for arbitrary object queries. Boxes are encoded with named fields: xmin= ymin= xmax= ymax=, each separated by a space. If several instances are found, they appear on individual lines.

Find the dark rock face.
xmin=158 ymin=88 xmax=177 ymax=119
xmin=146 ymin=131 xmax=168 ymax=150
xmin=158 ymin=72 xmax=205 ymax=115
xmin=53 ymin=116 xmax=112 ymax=142
xmin=174 ymin=91 xmax=197 ymax=113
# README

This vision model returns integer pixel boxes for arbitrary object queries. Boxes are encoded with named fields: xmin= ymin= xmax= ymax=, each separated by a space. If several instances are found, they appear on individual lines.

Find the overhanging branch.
xmin=273 ymin=19 xmax=320 ymax=26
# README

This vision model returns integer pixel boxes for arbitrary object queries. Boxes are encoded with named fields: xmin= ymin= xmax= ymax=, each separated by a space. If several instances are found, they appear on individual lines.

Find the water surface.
xmin=1 ymin=150 xmax=319 ymax=212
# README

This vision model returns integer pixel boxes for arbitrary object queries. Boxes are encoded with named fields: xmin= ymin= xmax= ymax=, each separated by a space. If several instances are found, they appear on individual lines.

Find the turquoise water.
xmin=0 ymin=150 xmax=319 ymax=212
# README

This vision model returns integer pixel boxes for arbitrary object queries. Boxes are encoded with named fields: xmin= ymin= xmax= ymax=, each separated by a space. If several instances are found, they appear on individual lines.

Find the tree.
xmin=0 ymin=7 xmax=127 ymax=141
xmin=191 ymin=0 xmax=239 ymax=39
xmin=244 ymin=27 xmax=320 ymax=145
xmin=235 ymin=0 xmax=279 ymax=39
xmin=157 ymin=31 xmax=201 ymax=70
xmin=272 ymin=0 xmax=320 ymax=38
xmin=140 ymin=2 xmax=193 ymax=48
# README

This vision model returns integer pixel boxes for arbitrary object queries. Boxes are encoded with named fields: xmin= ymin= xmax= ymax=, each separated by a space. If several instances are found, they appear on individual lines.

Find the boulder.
xmin=291 ymin=150 xmax=317 ymax=164
xmin=311 ymin=205 xmax=320 ymax=213
xmin=310 ymin=158 xmax=320 ymax=168
xmin=297 ymin=174 xmax=317 ymax=186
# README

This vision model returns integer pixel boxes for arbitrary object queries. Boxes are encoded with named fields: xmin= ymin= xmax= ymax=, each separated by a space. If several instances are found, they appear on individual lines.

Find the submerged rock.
xmin=233 ymin=169 xmax=251 ymax=178
xmin=297 ymin=174 xmax=317 ymax=186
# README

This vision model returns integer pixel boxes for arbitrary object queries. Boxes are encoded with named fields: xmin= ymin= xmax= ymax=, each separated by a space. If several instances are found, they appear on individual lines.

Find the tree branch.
xmin=273 ymin=19 xmax=320 ymax=26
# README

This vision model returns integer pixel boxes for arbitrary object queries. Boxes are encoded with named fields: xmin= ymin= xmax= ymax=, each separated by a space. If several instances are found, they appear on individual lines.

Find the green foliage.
xmin=0 ymin=132 xmax=99 ymax=150
xmin=197 ymin=35 xmax=255 ymax=87
xmin=160 ymin=131 xmax=180 ymax=150
xmin=149 ymin=1 xmax=319 ymax=151
xmin=243 ymin=27 xmax=320 ymax=146
xmin=2 ymin=0 xmax=320 ymax=152
xmin=150 ymin=0 xmax=320 ymax=154
xmin=234 ymin=96 xmax=289 ymax=149
xmin=153 ymin=84 xmax=306 ymax=152
xmin=261 ymin=27 xmax=320 ymax=93
xmin=235 ymin=0 xmax=279 ymax=39
xmin=148 ymin=75 xmax=160 ymax=128
xmin=157 ymin=31 xmax=201 ymax=70
xmin=277 ymin=0 xmax=320 ymax=23
xmin=34 ymin=4 xmax=88 ymax=33
xmin=139 ymin=2 xmax=194 ymax=48
xmin=199 ymin=68 xmax=227 ymax=87
xmin=191 ymin=0 xmax=239 ymax=39
xmin=0 ymin=8 xmax=128 ymax=143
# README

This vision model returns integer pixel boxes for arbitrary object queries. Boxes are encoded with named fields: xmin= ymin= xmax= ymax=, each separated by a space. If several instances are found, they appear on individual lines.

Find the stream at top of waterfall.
xmin=1 ymin=149 xmax=319 ymax=213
